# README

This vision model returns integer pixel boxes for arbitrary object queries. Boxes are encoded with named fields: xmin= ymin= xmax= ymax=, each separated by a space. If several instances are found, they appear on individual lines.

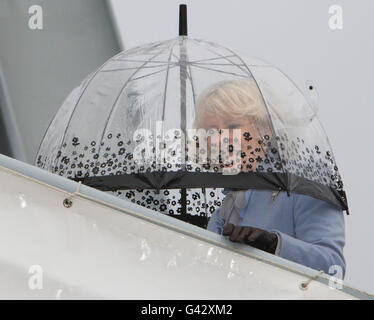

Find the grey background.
xmin=109 ymin=0 xmax=374 ymax=293
xmin=0 ymin=0 xmax=122 ymax=162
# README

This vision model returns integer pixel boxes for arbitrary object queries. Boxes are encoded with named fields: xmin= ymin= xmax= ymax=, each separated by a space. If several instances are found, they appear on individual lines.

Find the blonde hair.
xmin=193 ymin=77 xmax=270 ymax=130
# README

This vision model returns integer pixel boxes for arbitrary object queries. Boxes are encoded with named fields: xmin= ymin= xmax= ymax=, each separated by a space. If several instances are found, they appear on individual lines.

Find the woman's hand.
xmin=223 ymin=223 xmax=278 ymax=254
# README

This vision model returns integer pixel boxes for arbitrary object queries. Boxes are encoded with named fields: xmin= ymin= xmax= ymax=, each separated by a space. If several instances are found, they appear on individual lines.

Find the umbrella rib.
xmin=186 ymin=64 xmax=196 ymax=106
xmin=190 ymin=64 xmax=248 ymax=78
xmin=191 ymin=39 xmax=250 ymax=76
xmin=172 ymin=52 xmax=180 ymax=61
xmin=100 ymin=64 xmax=173 ymax=72
xmin=94 ymin=42 xmax=174 ymax=167
xmin=152 ymin=39 xmax=178 ymax=172
xmin=112 ymin=58 xmax=172 ymax=63
xmin=131 ymin=64 xmax=178 ymax=82
xmin=50 ymin=43 xmax=166 ymax=171
xmin=188 ymin=55 xmax=236 ymax=63
xmin=161 ymin=40 xmax=179 ymax=122
xmin=191 ymin=62 xmax=246 ymax=67
xmin=173 ymin=53 xmax=235 ymax=65
xmin=185 ymin=56 xmax=208 ymax=222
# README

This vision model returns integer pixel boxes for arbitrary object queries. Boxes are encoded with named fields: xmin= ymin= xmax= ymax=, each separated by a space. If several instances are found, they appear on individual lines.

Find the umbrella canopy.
xmin=35 ymin=9 xmax=348 ymax=228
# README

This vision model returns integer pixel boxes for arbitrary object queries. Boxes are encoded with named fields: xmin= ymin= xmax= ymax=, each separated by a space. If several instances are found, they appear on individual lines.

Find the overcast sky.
xmin=110 ymin=0 xmax=374 ymax=294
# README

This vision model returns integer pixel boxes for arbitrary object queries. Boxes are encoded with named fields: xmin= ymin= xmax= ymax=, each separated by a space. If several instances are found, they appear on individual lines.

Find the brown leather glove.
xmin=223 ymin=223 xmax=278 ymax=254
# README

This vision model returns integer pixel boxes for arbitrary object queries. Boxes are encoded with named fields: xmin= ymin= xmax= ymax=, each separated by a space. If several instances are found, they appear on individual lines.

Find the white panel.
xmin=0 ymin=165 xmax=360 ymax=299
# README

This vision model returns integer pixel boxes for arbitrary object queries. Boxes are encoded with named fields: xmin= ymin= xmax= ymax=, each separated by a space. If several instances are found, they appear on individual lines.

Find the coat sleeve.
xmin=271 ymin=194 xmax=346 ymax=278
xmin=207 ymin=208 xmax=225 ymax=235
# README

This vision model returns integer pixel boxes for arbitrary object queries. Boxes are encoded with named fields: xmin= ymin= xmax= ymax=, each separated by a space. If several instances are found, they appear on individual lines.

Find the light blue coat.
xmin=207 ymin=189 xmax=346 ymax=278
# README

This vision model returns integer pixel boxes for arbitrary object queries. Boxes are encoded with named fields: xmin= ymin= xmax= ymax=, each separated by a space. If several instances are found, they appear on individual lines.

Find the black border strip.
xmin=74 ymin=171 xmax=348 ymax=213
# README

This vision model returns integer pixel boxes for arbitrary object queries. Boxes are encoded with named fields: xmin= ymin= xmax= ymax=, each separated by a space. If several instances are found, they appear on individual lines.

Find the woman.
xmin=194 ymin=77 xmax=346 ymax=278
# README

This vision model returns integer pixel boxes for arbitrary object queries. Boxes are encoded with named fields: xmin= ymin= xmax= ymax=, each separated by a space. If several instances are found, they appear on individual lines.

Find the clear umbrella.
xmin=35 ymin=5 xmax=348 ymax=228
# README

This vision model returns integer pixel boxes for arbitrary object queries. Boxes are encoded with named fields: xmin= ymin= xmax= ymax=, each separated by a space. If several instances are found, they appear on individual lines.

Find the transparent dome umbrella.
xmin=35 ymin=5 xmax=349 ymax=228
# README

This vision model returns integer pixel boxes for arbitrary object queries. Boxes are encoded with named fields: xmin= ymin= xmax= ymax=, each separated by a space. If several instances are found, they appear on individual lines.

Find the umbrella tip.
xmin=179 ymin=4 xmax=188 ymax=36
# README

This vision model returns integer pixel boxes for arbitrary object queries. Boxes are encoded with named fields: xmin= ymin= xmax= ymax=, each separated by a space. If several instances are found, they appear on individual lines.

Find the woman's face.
xmin=201 ymin=112 xmax=266 ymax=172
